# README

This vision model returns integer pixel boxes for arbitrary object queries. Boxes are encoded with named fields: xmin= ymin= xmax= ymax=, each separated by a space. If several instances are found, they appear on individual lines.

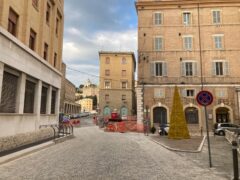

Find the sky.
xmin=63 ymin=0 xmax=137 ymax=87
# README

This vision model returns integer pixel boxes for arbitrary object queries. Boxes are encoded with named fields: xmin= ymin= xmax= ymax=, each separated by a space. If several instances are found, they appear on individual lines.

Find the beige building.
xmin=76 ymin=98 xmax=93 ymax=112
xmin=99 ymin=51 xmax=136 ymax=118
xmin=0 ymin=0 xmax=64 ymax=137
xmin=60 ymin=63 xmax=81 ymax=114
xmin=76 ymin=79 xmax=99 ymax=100
xmin=136 ymin=0 xmax=240 ymax=132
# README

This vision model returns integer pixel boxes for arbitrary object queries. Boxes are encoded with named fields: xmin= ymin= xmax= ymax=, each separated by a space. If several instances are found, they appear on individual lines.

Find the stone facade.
xmin=76 ymin=98 xmax=93 ymax=112
xmin=136 ymin=0 xmax=240 ymax=132
xmin=99 ymin=52 xmax=136 ymax=117
xmin=60 ymin=63 xmax=81 ymax=114
xmin=0 ymin=0 xmax=64 ymax=138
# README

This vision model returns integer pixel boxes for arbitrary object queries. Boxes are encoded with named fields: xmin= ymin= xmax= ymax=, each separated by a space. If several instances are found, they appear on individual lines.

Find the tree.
xmin=168 ymin=86 xmax=190 ymax=139
xmin=79 ymin=84 xmax=84 ymax=89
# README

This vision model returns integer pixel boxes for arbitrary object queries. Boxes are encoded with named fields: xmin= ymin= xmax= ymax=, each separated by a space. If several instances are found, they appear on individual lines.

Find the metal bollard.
xmin=232 ymin=141 xmax=239 ymax=180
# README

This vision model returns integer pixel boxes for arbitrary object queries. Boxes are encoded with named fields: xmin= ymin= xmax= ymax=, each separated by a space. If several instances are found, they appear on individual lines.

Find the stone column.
xmin=16 ymin=72 xmax=26 ymax=114
xmin=55 ymin=89 xmax=60 ymax=124
xmin=34 ymin=80 xmax=42 ymax=129
xmin=46 ymin=86 xmax=52 ymax=114
xmin=0 ymin=62 xmax=4 ymax=103
xmin=136 ymin=87 xmax=144 ymax=132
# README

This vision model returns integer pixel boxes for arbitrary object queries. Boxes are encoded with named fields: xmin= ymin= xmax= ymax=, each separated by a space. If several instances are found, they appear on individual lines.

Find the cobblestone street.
xmin=0 ymin=118 xmax=231 ymax=180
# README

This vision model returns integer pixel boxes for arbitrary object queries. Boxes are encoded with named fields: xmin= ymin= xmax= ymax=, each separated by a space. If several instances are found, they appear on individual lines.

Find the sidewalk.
xmin=149 ymin=135 xmax=206 ymax=152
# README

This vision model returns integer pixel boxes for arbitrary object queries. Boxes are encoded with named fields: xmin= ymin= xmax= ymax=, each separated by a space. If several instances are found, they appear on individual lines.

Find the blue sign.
xmin=196 ymin=91 xmax=213 ymax=106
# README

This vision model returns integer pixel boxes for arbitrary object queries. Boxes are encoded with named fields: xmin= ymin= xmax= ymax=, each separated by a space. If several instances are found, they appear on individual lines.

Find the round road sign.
xmin=196 ymin=90 xmax=213 ymax=106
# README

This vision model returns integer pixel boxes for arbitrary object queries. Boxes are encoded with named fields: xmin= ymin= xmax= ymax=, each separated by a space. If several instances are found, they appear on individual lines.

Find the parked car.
xmin=213 ymin=123 xmax=239 ymax=136
xmin=159 ymin=124 xmax=169 ymax=136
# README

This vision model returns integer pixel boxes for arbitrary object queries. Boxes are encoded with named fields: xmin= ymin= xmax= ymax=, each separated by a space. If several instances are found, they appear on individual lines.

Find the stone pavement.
xmin=0 ymin=126 xmax=231 ymax=180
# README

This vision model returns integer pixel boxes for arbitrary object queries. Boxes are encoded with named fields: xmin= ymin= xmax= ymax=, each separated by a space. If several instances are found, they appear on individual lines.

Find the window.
xmin=181 ymin=61 xmax=197 ymax=76
xmin=51 ymin=90 xmax=56 ymax=114
xmin=154 ymin=88 xmax=165 ymax=98
xmin=40 ymin=86 xmax=48 ymax=114
xmin=216 ymin=88 xmax=228 ymax=98
xmin=122 ymin=70 xmax=126 ymax=76
xmin=104 ymin=81 xmax=111 ymax=89
xmin=183 ymin=12 xmax=191 ymax=25
xmin=213 ymin=61 xmax=229 ymax=76
xmin=8 ymin=8 xmax=18 ymax=36
xmin=32 ymin=0 xmax=38 ymax=8
xmin=151 ymin=62 xmax=167 ymax=77
xmin=212 ymin=10 xmax=221 ymax=24
xmin=213 ymin=35 xmax=223 ymax=49
xmin=56 ymin=18 xmax=59 ymax=35
xmin=183 ymin=36 xmax=193 ymax=50
xmin=105 ymin=57 xmax=110 ymax=64
xmin=29 ymin=29 xmax=36 ymax=50
xmin=54 ymin=53 xmax=57 ymax=67
xmin=121 ymin=57 xmax=127 ymax=64
xmin=46 ymin=3 xmax=50 ymax=24
xmin=105 ymin=69 xmax=110 ymax=76
xmin=0 ymin=71 xmax=18 ymax=113
xmin=105 ymin=94 xmax=109 ymax=101
xmin=24 ymin=80 xmax=35 ymax=113
xmin=43 ymin=43 xmax=48 ymax=60
xmin=154 ymin=37 xmax=163 ymax=51
xmin=154 ymin=12 xmax=162 ymax=25
xmin=122 ymin=95 xmax=126 ymax=101
xmin=186 ymin=89 xmax=195 ymax=97
xmin=122 ymin=82 xmax=127 ymax=89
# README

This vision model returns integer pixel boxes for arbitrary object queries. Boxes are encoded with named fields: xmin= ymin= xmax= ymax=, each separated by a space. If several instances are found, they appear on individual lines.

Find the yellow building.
xmin=76 ymin=98 xmax=93 ymax=113
xmin=0 ymin=0 xmax=64 ymax=137
xmin=99 ymin=51 xmax=136 ymax=117
xmin=136 ymin=0 xmax=240 ymax=133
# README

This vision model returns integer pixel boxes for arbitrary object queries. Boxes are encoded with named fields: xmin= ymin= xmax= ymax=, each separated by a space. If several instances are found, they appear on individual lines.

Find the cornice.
xmin=136 ymin=0 xmax=240 ymax=8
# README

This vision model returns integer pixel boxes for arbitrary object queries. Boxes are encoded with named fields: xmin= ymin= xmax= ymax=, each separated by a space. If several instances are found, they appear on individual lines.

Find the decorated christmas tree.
xmin=168 ymin=86 xmax=190 ymax=139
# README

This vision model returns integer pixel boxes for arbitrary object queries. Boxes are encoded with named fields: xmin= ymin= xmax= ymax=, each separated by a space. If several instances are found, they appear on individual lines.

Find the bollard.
xmin=232 ymin=141 xmax=239 ymax=180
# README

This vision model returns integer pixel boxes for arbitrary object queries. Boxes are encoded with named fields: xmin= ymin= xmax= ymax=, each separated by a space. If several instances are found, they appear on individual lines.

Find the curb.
xmin=0 ymin=135 xmax=74 ymax=165
xmin=149 ymin=135 xmax=206 ymax=153
xmin=0 ymin=141 xmax=54 ymax=165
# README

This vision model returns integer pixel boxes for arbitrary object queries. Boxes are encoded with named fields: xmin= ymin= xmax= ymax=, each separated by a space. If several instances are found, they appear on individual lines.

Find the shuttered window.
xmin=214 ymin=36 xmax=223 ymax=49
xmin=154 ymin=37 xmax=163 ymax=51
xmin=181 ymin=61 xmax=197 ymax=76
xmin=154 ymin=12 xmax=162 ymax=25
xmin=183 ymin=36 xmax=192 ymax=50
xmin=8 ymin=8 xmax=18 ymax=36
xmin=40 ymin=86 xmax=48 ymax=114
xmin=212 ymin=61 xmax=229 ymax=76
xmin=212 ymin=10 xmax=221 ymax=24
xmin=0 ymin=71 xmax=18 ymax=113
xmin=150 ymin=62 xmax=167 ymax=77
xmin=24 ymin=80 xmax=35 ymax=113
xmin=183 ymin=12 xmax=191 ymax=25
xmin=51 ymin=90 xmax=56 ymax=114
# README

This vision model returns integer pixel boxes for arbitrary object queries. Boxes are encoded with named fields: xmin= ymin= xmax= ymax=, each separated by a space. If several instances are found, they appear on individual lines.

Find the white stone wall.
xmin=0 ymin=127 xmax=55 ymax=153
xmin=136 ymin=87 xmax=143 ymax=125
xmin=0 ymin=27 xmax=61 ymax=137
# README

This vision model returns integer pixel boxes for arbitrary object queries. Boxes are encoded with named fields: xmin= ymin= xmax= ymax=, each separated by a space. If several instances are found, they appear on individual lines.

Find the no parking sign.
xmin=196 ymin=90 xmax=213 ymax=106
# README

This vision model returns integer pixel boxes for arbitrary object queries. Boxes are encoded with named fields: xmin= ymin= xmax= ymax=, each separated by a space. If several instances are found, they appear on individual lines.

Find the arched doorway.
xmin=185 ymin=107 xmax=199 ymax=124
xmin=153 ymin=107 xmax=167 ymax=126
xmin=120 ymin=107 xmax=128 ymax=117
xmin=103 ymin=106 xmax=111 ymax=116
xmin=216 ymin=107 xmax=230 ymax=123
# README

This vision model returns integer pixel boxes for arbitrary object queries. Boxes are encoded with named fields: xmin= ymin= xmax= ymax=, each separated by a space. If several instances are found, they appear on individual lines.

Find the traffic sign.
xmin=196 ymin=90 xmax=213 ymax=106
